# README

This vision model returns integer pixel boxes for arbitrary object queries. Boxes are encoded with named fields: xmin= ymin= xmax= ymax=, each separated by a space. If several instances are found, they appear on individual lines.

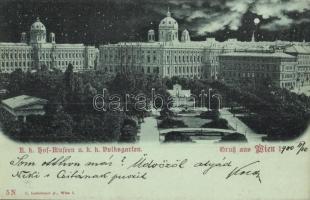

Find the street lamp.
xmin=151 ymin=88 xmax=155 ymax=111
xmin=212 ymin=94 xmax=221 ymax=110
xmin=208 ymin=88 xmax=212 ymax=111
xmin=199 ymin=89 xmax=207 ymax=110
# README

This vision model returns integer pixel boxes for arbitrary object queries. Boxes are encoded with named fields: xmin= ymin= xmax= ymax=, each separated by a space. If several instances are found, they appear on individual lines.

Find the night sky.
xmin=0 ymin=0 xmax=309 ymax=46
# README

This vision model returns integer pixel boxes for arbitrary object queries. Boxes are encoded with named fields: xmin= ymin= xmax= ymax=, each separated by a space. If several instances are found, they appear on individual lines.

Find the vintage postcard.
xmin=0 ymin=0 xmax=309 ymax=199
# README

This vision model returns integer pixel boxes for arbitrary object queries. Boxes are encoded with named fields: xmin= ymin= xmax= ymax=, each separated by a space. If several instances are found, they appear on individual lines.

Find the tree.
xmin=45 ymin=97 xmax=63 ymax=115
xmin=48 ymin=111 xmax=74 ymax=141
xmin=7 ymin=69 xmax=25 ymax=96
xmin=63 ymin=64 xmax=75 ymax=92
xmin=108 ymin=73 xmax=135 ymax=98
xmin=23 ymin=70 xmax=61 ymax=100
xmin=21 ymin=115 xmax=47 ymax=141
xmin=83 ymin=82 xmax=98 ymax=113
xmin=119 ymin=118 xmax=138 ymax=142
xmin=76 ymin=115 xmax=105 ymax=141
xmin=159 ymin=106 xmax=175 ymax=120
xmin=103 ymin=112 xmax=124 ymax=141
xmin=61 ymin=64 xmax=87 ymax=115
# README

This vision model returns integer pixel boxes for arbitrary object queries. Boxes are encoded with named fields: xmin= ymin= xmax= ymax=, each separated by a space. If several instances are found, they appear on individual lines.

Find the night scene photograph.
xmin=0 ymin=0 xmax=309 ymax=143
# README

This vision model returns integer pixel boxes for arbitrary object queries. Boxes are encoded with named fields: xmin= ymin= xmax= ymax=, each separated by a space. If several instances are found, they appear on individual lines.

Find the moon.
xmin=254 ymin=18 xmax=260 ymax=25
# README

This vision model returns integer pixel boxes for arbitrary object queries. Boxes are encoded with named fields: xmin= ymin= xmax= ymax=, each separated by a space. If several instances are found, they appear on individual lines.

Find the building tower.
xmin=29 ymin=17 xmax=46 ymax=69
xmin=158 ymin=8 xmax=179 ymax=42
xmin=251 ymin=31 xmax=255 ymax=42
xmin=30 ymin=17 xmax=47 ymax=45
xmin=148 ymin=29 xmax=155 ymax=42
xmin=181 ymin=29 xmax=190 ymax=42
xmin=49 ymin=32 xmax=56 ymax=44
xmin=252 ymin=18 xmax=260 ymax=42
xmin=20 ymin=32 xmax=27 ymax=43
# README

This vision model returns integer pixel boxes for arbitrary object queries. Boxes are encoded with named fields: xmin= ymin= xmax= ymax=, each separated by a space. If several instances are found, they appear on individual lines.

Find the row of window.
xmin=102 ymin=54 xmax=203 ymax=64
xmin=0 ymin=52 xmax=88 ymax=60
xmin=298 ymin=61 xmax=310 ymax=65
xmin=282 ymin=74 xmax=294 ymax=79
xmin=223 ymin=71 xmax=295 ymax=79
xmin=102 ymin=65 xmax=196 ymax=73
xmin=167 ymin=55 xmax=202 ymax=63
xmin=101 ymin=48 xmax=203 ymax=56
xmin=0 ymin=61 xmax=33 ymax=68
xmin=53 ymin=52 xmax=85 ymax=59
xmin=103 ymin=65 xmax=159 ymax=74
xmin=298 ymin=66 xmax=310 ymax=71
xmin=167 ymin=66 xmax=201 ymax=74
xmin=0 ymin=60 xmax=84 ymax=68
xmin=222 ymin=64 xmax=279 ymax=71
xmin=101 ymin=49 xmax=159 ymax=57
xmin=222 ymin=64 xmax=296 ymax=72
xmin=173 ymin=55 xmax=203 ymax=63
xmin=57 ymin=60 xmax=84 ymax=66
xmin=221 ymin=57 xmax=294 ymax=62
xmin=1 ymin=52 xmax=33 ymax=59
xmin=223 ymin=71 xmax=277 ymax=79
xmin=281 ymin=82 xmax=295 ymax=88
xmin=298 ymin=55 xmax=310 ymax=65
xmin=285 ymin=66 xmax=294 ymax=71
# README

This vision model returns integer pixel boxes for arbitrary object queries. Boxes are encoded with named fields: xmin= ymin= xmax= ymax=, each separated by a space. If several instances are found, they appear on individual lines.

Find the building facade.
xmin=285 ymin=45 xmax=310 ymax=86
xmin=99 ymin=42 xmax=205 ymax=78
xmin=99 ymin=9 xmax=309 ymax=88
xmin=219 ymin=51 xmax=297 ymax=89
xmin=99 ymin=10 xmax=210 ymax=79
xmin=0 ymin=18 xmax=98 ymax=73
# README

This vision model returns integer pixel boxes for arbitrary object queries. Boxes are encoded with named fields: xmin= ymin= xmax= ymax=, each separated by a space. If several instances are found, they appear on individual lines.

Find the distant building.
xmin=219 ymin=51 xmax=297 ymax=89
xmin=1 ymin=95 xmax=48 ymax=122
xmin=168 ymin=84 xmax=192 ymax=107
xmin=285 ymin=45 xmax=310 ymax=86
xmin=0 ymin=17 xmax=98 ymax=73
xmin=168 ymin=84 xmax=191 ymax=98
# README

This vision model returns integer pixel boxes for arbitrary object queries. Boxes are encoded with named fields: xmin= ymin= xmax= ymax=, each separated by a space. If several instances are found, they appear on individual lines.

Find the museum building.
xmin=0 ymin=18 xmax=98 ymax=73
xmin=99 ymin=9 xmax=310 ymax=88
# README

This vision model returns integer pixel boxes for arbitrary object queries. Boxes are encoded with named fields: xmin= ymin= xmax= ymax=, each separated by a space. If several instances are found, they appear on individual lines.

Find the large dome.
xmin=29 ymin=17 xmax=47 ymax=44
xmin=159 ymin=10 xmax=178 ymax=29
xmin=31 ymin=17 xmax=46 ymax=31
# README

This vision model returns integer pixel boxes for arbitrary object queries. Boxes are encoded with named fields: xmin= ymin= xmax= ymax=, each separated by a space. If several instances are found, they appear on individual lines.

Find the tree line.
xmin=0 ymin=65 xmax=169 ymax=142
